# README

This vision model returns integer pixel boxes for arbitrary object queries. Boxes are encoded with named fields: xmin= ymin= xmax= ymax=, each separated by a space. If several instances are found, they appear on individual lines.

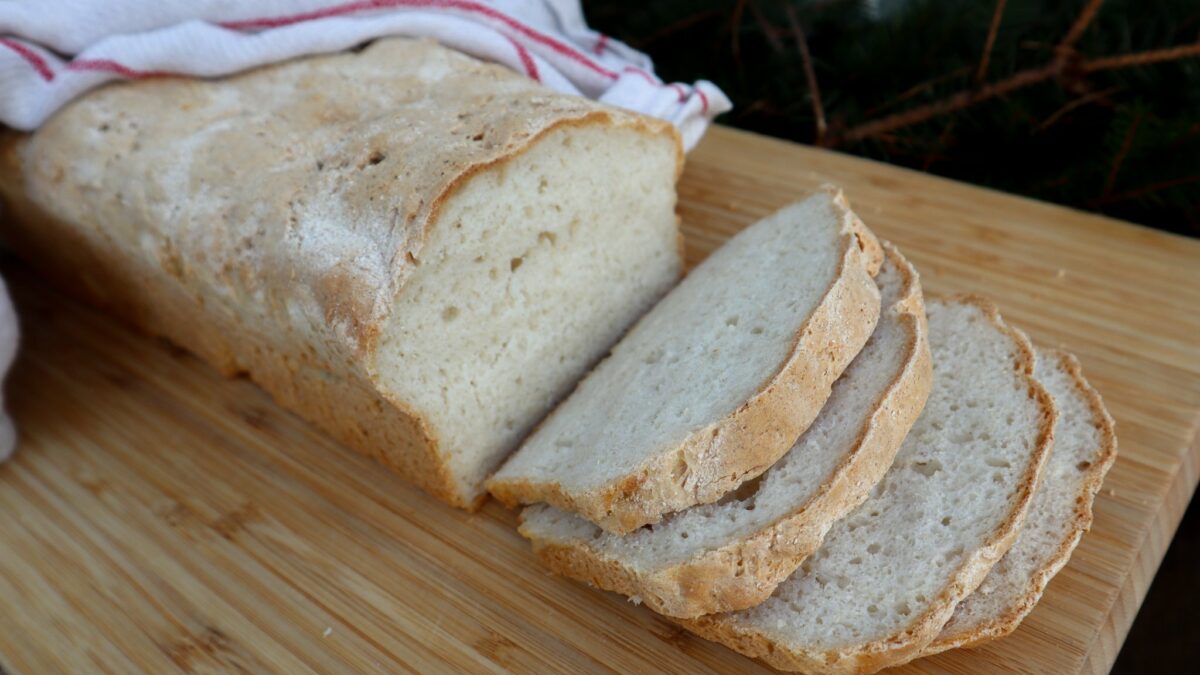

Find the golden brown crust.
xmin=917 ymin=349 xmax=1118 ymax=656
xmin=0 ymin=38 xmax=682 ymax=511
xmin=490 ymin=187 xmax=885 ymax=533
xmin=520 ymin=243 xmax=932 ymax=618
xmin=679 ymin=294 xmax=1058 ymax=674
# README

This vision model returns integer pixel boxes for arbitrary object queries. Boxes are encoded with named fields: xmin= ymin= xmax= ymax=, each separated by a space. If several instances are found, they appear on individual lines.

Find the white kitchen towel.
xmin=0 ymin=0 xmax=731 ymax=149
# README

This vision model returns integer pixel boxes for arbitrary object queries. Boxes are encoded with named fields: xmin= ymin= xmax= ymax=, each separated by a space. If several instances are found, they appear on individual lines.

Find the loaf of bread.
xmin=517 ymin=243 xmax=930 ymax=617
xmin=0 ymin=38 xmax=685 ymax=508
xmin=489 ymin=189 xmax=884 ymax=533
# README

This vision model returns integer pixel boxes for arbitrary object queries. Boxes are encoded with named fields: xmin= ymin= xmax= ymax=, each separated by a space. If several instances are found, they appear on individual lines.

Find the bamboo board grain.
xmin=1 ymin=125 xmax=1198 ymax=674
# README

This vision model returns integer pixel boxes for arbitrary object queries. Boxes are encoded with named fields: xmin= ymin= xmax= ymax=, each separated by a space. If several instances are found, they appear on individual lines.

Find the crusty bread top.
xmin=489 ymin=188 xmax=884 ymax=533
xmin=0 ymin=37 xmax=679 ymax=361
xmin=919 ymin=348 xmax=1117 ymax=655
xmin=516 ymin=242 xmax=931 ymax=617
xmin=682 ymin=296 xmax=1056 ymax=675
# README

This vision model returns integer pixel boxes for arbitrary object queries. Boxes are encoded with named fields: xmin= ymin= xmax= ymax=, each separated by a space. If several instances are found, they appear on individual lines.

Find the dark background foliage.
xmin=586 ymin=0 xmax=1200 ymax=234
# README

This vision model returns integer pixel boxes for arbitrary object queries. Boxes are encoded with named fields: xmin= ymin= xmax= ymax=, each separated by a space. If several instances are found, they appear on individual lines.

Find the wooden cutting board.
xmin=1 ymin=126 xmax=1197 ymax=674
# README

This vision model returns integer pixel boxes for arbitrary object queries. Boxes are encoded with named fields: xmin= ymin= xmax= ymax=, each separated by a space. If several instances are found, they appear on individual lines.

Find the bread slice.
xmin=517 ymin=242 xmax=931 ymax=617
xmin=488 ymin=188 xmax=884 ymax=533
xmin=682 ymin=296 xmax=1056 ymax=674
xmin=917 ymin=349 xmax=1117 ymax=656
xmin=0 ymin=38 xmax=685 ymax=509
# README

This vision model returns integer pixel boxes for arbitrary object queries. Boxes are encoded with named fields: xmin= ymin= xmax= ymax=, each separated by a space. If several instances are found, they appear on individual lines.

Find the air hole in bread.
xmin=941 ymin=516 xmax=952 ymax=526
xmin=750 ymin=326 xmax=765 ymax=335
xmin=510 ymin=257 xmax=523 ymax=271
xmin=911 ymin=460 xmax=942 ymax=477
xmin=724 ymin=471 xmax=768 ymax=504
xmin=368 ymin=151 xmax=386 ymax=165
xmin=538 ymin=231 xmax=557 ymax=245
xmin=867 ymin=543 xmax=881 ymax=555
xmin=726 ymin=316 xmax=739 ymax=327
xmin=1077 ymin=461 xmax=1092 ymax=471
xmin=985 ymin=457 xmax=1011 ymax=468
xmin=442 ymin=306 xmax=459 ymax=322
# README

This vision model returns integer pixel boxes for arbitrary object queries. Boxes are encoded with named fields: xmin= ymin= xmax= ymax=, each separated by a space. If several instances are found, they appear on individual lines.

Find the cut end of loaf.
xmin=372 ymin=121 xmax=683 ymax=505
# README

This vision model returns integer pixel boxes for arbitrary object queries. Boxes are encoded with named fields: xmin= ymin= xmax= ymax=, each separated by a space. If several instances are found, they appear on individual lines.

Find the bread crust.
xmin=490 ymin=187 xmax=885 ymax=532
xmin=680 ymin=295 xmax=1057 ymax=674
xmin=519 ymin=243 xmax=932 ymax=617
xmin=0 ymin=38 xmax=682 ymax=510
xmin=916 ymin=349 xmax=1118 ymax=656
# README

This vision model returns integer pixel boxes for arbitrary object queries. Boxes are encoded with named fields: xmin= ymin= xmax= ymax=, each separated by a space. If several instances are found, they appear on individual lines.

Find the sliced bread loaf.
xmin=682 ymin=297 xmax=1056 ymax=674
xmin=0 ymin=38 xmax=685 ymax=509
xmin=917 ymin=349 xmax=1117 ymax=656
xmin=488 ymin=189 xmax=884 ymax=533
xmin=518 ymin=242 xmax=931 ymax=617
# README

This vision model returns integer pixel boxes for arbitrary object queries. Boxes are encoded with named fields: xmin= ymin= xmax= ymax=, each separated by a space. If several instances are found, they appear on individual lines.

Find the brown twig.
xmin=786 ymin=5 xmax=827 ymax=145
xmin=1083 ymin=42 xmax=1200 ymax=72
xmin=730 ymin=0 xmax=748 ymax=63
xmin=977 ymin=0 xmax=1008 ymax=81
xmin=839 ymin=65 xmax=1057 ymax=143
xmin=1102 ymin=110 xmax=1142 ymax=198
xmin=1094 ymin=175 xmax=1200 ymax=205
xmin=749 ymin=0 xmax=784 ymax=54
xmin=1035 ymin=85 xmax=1121 ymax=132
xmin=862 ymin=66 xmax=973 ymax=118
xmin=1058 ymin=0 xmax=1105 ymax=53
